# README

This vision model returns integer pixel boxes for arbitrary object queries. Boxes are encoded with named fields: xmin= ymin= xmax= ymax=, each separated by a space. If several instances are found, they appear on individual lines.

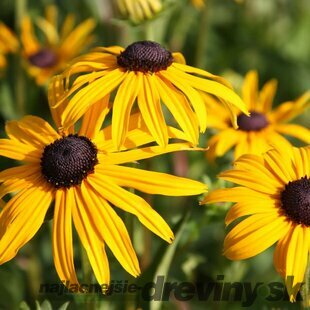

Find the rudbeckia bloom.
xmin=202 ymin=142 xmax=310 ymax=301
xmin=0 ymin=22 xmax=18 ymax=70
xmin=0 ymin=80 xmax=207 ymax=289
xmin=205 ymin=70 xmax=310 ymax=160
xmin=115 ymin=0 xmax=163 ymax=24
xmin=190 ymin=0 xmax=205 ymax=9
xmin=55 ymin=40 xmax=248 ymax=150
xmin=21 ymin=5 xmax=95 ymax=85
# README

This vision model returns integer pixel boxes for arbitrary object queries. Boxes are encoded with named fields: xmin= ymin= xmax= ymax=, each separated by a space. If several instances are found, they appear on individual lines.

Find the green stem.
xmin=302 ymin=260 xmax=310 ymax=309
xmin=143 ymin=21 xmax=155 ymax=41
xmin=15 ymin=0 xmax=27 ymax=117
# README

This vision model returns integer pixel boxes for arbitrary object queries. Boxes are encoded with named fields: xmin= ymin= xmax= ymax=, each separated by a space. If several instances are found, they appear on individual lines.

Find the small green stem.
xmin=302 ymin=261 xmax=310 ymax=309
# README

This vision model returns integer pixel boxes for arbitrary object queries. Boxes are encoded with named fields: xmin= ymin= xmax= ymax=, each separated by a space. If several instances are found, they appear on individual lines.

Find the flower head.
xmin=202 ymin=142 xmax=310 ymax=301
xmin=0 ymin=79 xmax=207 ymax=289
xmin=205 ymin=70 xmax=310 ymax=160
xmin=21 ymin=5 xmax=96 ymax=85
xmin=190 ymin=0 xmax=205 ymax=9
xmin=0 ymin=22 xmax=18 ymax=70
xmin=115 ymin=0 xmax=163 ymax=24
xmin=54 ymin=40 xmax=248 ymax=150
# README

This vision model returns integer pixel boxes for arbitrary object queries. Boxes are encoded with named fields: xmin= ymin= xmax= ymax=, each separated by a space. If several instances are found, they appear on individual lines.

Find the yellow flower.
xmin=0 ymin=22 xmax=18 ymax=70
xmin=205 ymin=70 xmax=310 ymax=160
xmin=54 ymin=40 xmax=248 ymax=150
xmin=0 ymin=79 xmax=207 ymax=289
xmin=190 ymin=0 xmax=205 ymax=9
xmin=21 ymin=5 xmax=95 ymax=85
xmin=115 ymin=0 xmax=163 ymax=24
xmin=202 ymin=142 xmax=310 ymax=302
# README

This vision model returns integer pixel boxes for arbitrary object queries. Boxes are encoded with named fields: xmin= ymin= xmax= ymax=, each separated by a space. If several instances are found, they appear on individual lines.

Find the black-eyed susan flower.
xmin=115 ymin=0 xmax=163 ymax=24
xmin=0 ymin=22 xmax=18 ymax=70
xmin=0 ymin=79 xmax=207 ymax=289
xmin=21 ymin=5 xmax=95 ymax=85
xmin=202 ymin=142 xmax=310 ymax=301
xmin=190 ymin=0 xmax=205 ymax=9
xmin=204 ymin=70 xmax=310 ymax=160
xmin=55 ymin=40 xmax=248 ymax=150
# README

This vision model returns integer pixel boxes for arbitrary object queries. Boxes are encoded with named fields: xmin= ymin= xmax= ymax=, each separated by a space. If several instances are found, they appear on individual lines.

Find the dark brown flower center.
xmin=237 ymin=111 xmax=269 ymax=131
xmin=28 ymin=49 xmax=58 ymax=68
xmin=281 ymin=176 xmax=310 ymax=226
xmin=41 ymin=134 xmax=98 ymax=188
xmin=117 ymin=41 xmax=173 ymax=73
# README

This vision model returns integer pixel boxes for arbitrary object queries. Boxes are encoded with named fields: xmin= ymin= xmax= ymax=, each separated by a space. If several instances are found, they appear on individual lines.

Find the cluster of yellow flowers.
xmin=0 ymin=2 xmax=309 ymax=303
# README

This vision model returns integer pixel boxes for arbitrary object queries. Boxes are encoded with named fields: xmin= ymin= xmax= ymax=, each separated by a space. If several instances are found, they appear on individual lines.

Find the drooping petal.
xmin=155 ymin=75 xmax=199 ymax=145
xmin=112 ymin=71 xmax=141 ymax=150
xmin=88 ymin=174 xmax=174 ymax=243
xmin=137 ymin=74 xmax=168 ymax=147
xmin=71 ymin=187 xmax=110 ymax=287
xmin=79 ymin=94 xmax=110 ymax=139
xmin=284 ymin=225 xmax=309 ymax=302
xmin=81 ymin=181 xmax=140 ymax=277
xmin=53 ymin=188 xmax=79 ymax=285
xmin=159 ymin=69 xmax=208 ymax=132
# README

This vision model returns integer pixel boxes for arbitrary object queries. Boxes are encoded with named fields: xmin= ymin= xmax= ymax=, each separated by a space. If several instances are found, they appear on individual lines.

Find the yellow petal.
xmin=79 ymin=94 xmax=110 ymax=139
xmin=59 ymin=19 xmax=96 ymax=56
xmin=72 ymin=187 xmax=110 ymax=287
xmin=96 ymin=164 xmax=207 ymax=196
xmin=285 ymin=225 xmax=308 ymax=302
xmin=219 ymin=169 xmax=281 ymax=194
xmin=6 ymin=116 xmax=60 ymax=146
xmin=155 ymin=75 xmax=199 ymax=145
xmin=103 ymin=142 xmax=204 ymax=165
xmin=259 ymin=78 xmax=277 ymax=113
xmin=0 ymin=183 xmax=53 ymax=264
xmin=269 ymin=91 xmax=310 ymax=123
xmin=159 ymin=69 xmax=208 ymax=132
xmin=137 ymin=74 xmax=168 ymax=147
xmin=201 ymin=186 xmax=277 ymax=204
xmin=242 ymin=70 xmax=258 ymax=111
xmin=0 ymin=167 xmax=41 ymax=199
xmin=275 ymin=124 xmax=310 ymax=144
xmin=88 ymin=174 xmax=174 ymax=243
xmin=224 ymin=201 xmax=279 ymax=226
xmin=112 ymin=71 xmax=141 ymax=150
xmin=224 ymin=213 xmax=290 ymax=260
xmin=21 ymin=16 xmax=40 ymax=55
xmin=172 ymin=62 xmax=231 ymax=88
xmin=61 ymin=68 xmax=126 ymax=129
xmin=207 ymin=129 xmax=240 ymax=159
xmin=82 ymin=181 xmax=140 ymax=277
xmin=0 ymin=139 xmax=41 ymax=162
xmin=53 ymin=189 xmax=79 ymax=285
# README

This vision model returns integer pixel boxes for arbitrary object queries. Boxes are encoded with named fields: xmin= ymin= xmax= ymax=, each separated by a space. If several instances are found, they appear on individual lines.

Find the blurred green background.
xmin=0 ymin=0 xmax=309 ymax=309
